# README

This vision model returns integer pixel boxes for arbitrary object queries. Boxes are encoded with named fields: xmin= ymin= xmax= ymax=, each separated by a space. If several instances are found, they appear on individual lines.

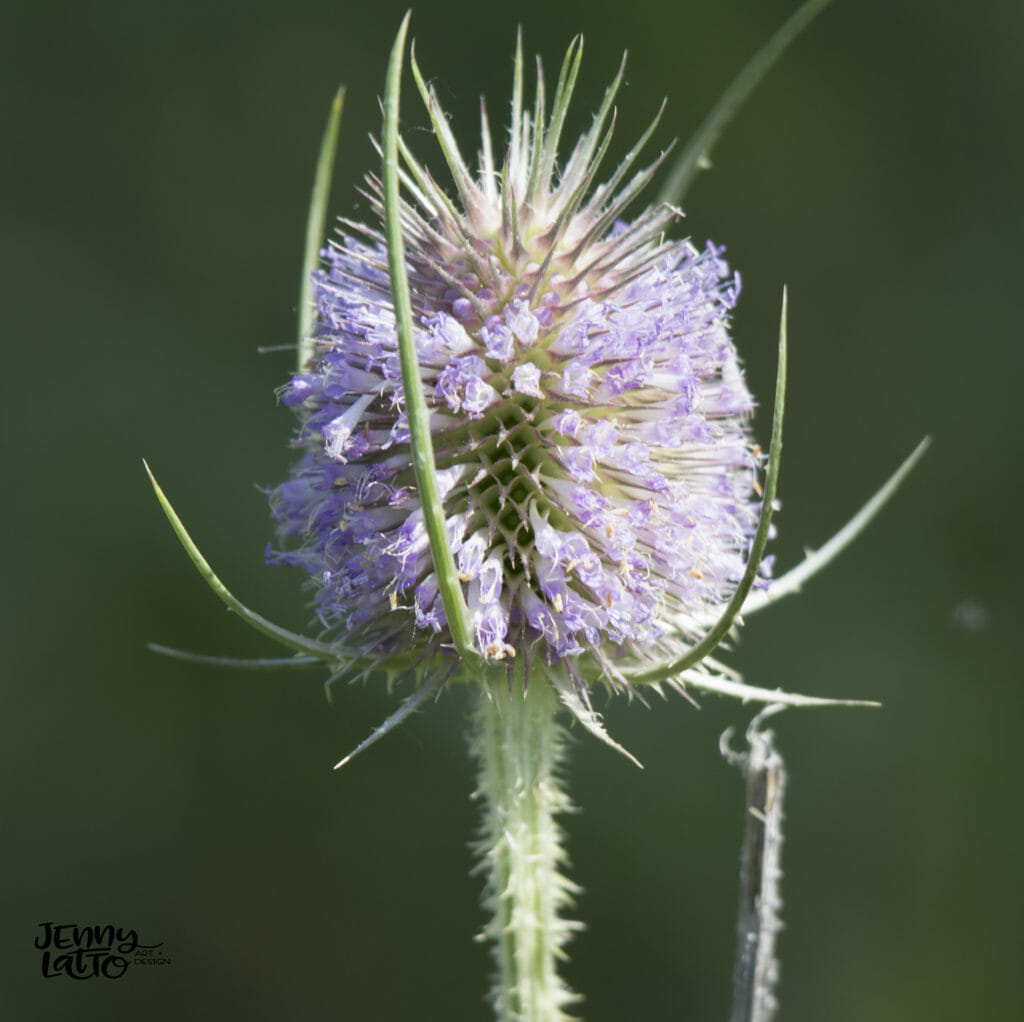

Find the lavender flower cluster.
xmin=268 ymin=45 xmax=765 ymax=677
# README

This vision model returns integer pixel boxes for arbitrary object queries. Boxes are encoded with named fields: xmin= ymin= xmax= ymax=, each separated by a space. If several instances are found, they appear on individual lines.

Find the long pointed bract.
xmin=382 ymin=15 xmax=478 ymax=663
xmin=658 ymin=0 xmax=836 ymax=206
xmin=144 ymin=460 xmax=336 ymax=662
xmin=299 ymin=86 xmax=345 ymax=371
xmin=740 ymin=437 xmax=932 ymax=616
xmin=333 ymin=672 xmax=446 ymax=769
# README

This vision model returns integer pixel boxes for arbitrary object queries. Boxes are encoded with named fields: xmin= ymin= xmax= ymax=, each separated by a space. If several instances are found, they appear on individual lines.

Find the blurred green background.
xmin=3 ymin=0 xmax=1021 ymax=1018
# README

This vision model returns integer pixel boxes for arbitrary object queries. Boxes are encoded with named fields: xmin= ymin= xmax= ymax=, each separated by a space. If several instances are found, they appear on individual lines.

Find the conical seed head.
xmin=268 ymin=42 xmax=766 ymax=678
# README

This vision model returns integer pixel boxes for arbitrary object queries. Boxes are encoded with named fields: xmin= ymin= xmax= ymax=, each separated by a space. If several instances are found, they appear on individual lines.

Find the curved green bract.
xmin=382 ymin=14 xmax=479 ymax=663
xmin=741 ymin=436 xmax=932 ymax=616
xmin=298 ymin=86 xmax=345 ymax=372
xmin=143 ymin=460 xmax=337 ymax=663
xmin=680 ymin=667 xmax=881 ymax=709
xmin=658 ymin=0 xmax=835 ymax=207
xmin=148 ymin=644 xmax=320 ymax=669
xmin=629 ymin=290 xmax=788 ymax=686
xmin=333 ymin=671 xmax=446 ymax=769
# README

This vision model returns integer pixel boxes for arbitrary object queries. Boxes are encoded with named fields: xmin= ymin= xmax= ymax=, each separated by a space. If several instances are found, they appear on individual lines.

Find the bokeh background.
xmin=3 ymin=0 xmax=1021 ymax=1018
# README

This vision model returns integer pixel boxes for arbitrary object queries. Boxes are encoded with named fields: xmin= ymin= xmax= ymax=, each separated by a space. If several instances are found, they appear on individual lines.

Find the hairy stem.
xmin=469 ymin=671 xmax=579 ymax=1022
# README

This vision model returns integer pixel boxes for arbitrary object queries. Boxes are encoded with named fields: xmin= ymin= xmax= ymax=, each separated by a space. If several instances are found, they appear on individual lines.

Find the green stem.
xmin=470 ymin=671 xmax=578 ymax=1022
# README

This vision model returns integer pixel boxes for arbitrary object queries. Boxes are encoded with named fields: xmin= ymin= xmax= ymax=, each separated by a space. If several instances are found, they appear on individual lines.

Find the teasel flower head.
xmin=267 ymin=34 xmax=767 ymax=702
xmin=141 ymin=18 xmax=924 ymax=1020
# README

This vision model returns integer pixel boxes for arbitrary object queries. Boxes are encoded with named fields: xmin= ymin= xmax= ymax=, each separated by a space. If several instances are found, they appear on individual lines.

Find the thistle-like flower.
xmin=268 ymin=36 xmax=764 ymax=708
xmin=146 ymin=11 xmax=926 ymax=1020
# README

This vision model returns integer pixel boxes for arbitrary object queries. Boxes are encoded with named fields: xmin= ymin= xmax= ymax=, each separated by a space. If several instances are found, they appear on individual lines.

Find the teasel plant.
xmin=146 ymin=1 xmax=927 ymax=1018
